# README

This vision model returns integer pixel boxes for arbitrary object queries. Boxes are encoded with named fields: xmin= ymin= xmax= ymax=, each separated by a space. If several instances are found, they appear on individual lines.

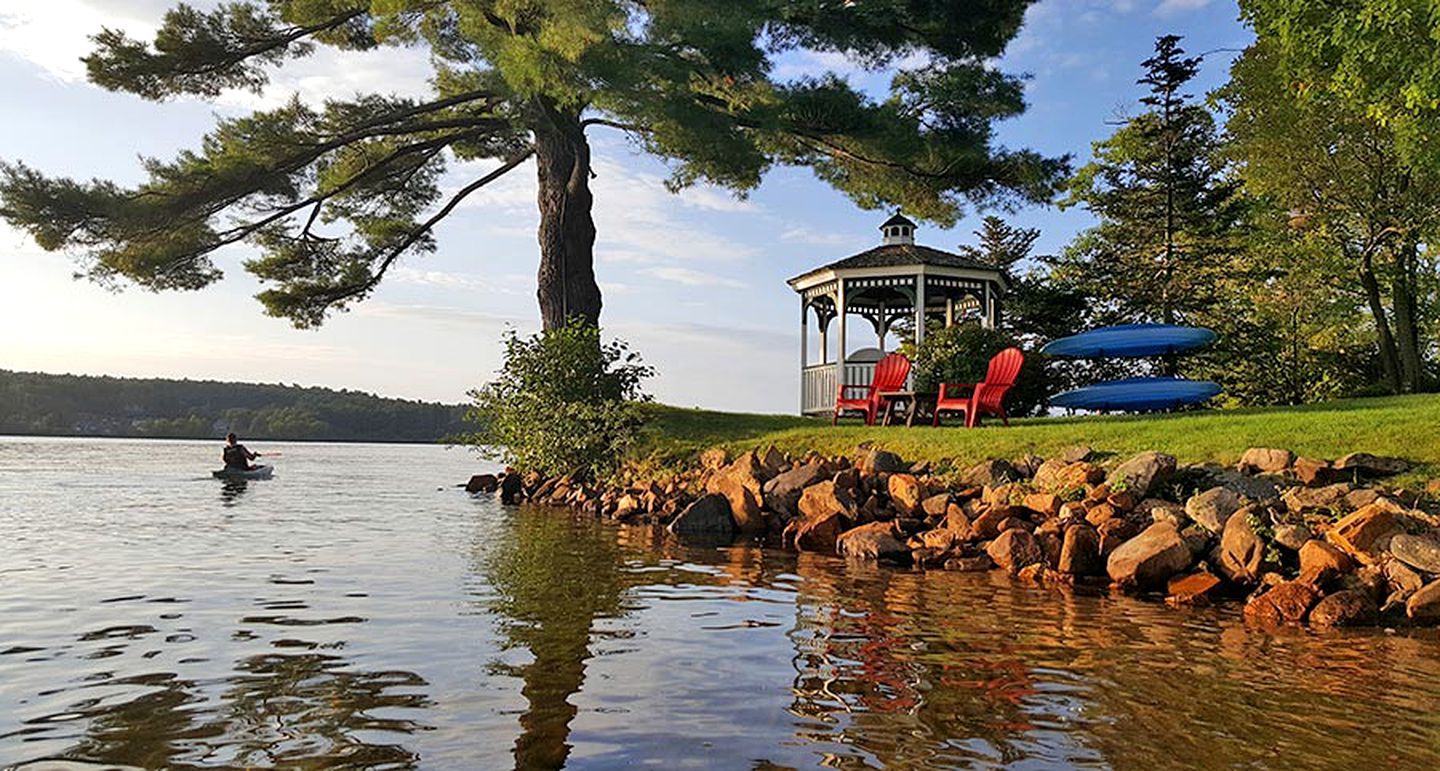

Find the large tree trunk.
xmin=534 ymin=101 xmax=602 ymax=330
xmin=1359 ymin=254 xmax=1402 ymax=393
xmin=1391 ymin=238 xmax=1425 ymax=392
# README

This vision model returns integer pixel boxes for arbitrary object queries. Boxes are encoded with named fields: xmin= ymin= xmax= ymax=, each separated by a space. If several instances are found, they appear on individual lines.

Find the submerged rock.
xmin=1309 ymin=590 xmax=1378 ymax=628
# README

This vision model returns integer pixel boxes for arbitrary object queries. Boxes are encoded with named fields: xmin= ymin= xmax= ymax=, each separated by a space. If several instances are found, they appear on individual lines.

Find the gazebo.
xmin=787 ymin=214 xmax=1007 ymax=416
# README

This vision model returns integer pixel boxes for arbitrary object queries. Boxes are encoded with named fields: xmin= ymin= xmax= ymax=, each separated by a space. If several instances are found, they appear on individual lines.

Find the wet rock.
xmin=986 ymin=529 xmax=1045 ymax=573
xmin=1309 ymin=590 xmax=1379 ymax=627
xmin=961 ymin=459 xmax=1018 ymax=488
xmin=762 ymin=462 xmax=827 ymax=519
xmin=1216 ymin=505 xmax=1272 ymax=585
xmin=1282 ymin=483 xmax=1351 ymax=513
xmin=708 ymin=472 xmax=764 ymax=533
xmin=1334 ymin=452 xmax=1409 ymax=478
xmin=916 ymin=527 xmax=960 ymax=554
xmin=1181 ymin=526 xmax=1212 ymax=558
xmin=946 ymin=554 xmax=995 ymax=572
xmin=668 ymin=494 xmax=736 ymax=538
xmin=1108 ymin=451 xmax=1176 ymax=498
xmin=887 ymin=473 xmax=925 ymax=516
xmin=1326 ymin=503 xmax=1401 ymax=565
xmin=1388 ymin=534 xmax=1440 ymax=575
xmin=500 ymin=472 xmax=524 ymax=505
xmin=1272 ymin=524 xmax=1313 ymax=551
xmin=786 ymin=511 xmax=849 ymax=553
xmin=1243 ymin=581 xmax=1320 ymax=626
xmin=1058 ymin=524 xmax=1103 ymax=576
xmin=1186 ymin=487 xmax=1242 ymax=534
xmin=1039 ymin=532 xmax=1063 ymax=569
xmin=1107 ymin=522 xmax=1193 ymax=588
xmin=838 ymin=521 xmax=910 ymax=562
xmin=1167 ymin=570 xmax=1223 ymax=604
xmin=859 ymin=448 xmax=905 ymax=475
xmin=1238 ymin=447 xmax=1293 ymax=474
xmin=1293 ymin=457 xmax=1335 ymax=486
xmin=797 ymin=481 xmax=856 ymax=521
xmin=465 ymin=473 xmax=499 ymax=494
xmin=1298 ymin=540 xmax=1353 ymax=582
xmin=1406 ymin=580 xmax=1440 ymax=623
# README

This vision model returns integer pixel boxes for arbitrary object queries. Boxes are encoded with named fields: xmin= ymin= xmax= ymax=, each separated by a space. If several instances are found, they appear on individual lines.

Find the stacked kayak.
xmin=1041 ymin=324 xmax=1221 ymax=412
xmin=212 ymin=465 xmax=274 ymax=480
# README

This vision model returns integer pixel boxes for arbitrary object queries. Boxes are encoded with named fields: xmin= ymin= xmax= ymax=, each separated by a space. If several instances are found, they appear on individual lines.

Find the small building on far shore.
xmin=786 ymin=214 xmax=1006 ymax=416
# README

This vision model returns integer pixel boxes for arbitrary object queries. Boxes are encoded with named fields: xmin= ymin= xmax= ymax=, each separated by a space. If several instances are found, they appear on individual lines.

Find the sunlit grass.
xmin=636 ymin=395 xmax=1440 ymax=484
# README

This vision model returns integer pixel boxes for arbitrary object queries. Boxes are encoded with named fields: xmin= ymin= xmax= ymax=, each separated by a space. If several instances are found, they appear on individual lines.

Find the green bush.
xmin=902 ymin=324 xmax=1053 ymax=417
xmin=465 ymin=320 xmax=655 ymax=479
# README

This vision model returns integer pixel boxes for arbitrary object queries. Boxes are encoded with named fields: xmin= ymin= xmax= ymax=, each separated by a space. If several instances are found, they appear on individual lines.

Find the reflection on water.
xmin=3 ymin=437 xmax=1440 ymax=769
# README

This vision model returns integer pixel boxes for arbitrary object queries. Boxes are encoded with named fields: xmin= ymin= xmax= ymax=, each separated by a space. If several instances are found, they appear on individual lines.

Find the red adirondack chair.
xmin=834 ymin=353 xmax=911 ymax=426
xmin=933 ymin=347 xmax=1024 ymax=428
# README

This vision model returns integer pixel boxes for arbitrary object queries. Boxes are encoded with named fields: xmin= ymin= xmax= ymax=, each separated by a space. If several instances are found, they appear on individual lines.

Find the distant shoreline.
xmin=0 ymin=432 xmax=449 ymax=446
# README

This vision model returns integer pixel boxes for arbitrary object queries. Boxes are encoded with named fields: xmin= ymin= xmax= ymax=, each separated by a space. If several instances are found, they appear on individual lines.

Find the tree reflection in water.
xmin=478 ymin=505 xmax=635 ymax=770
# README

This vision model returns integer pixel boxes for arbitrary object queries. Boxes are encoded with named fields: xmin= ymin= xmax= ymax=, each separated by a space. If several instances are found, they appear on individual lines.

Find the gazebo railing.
xmin=802 ymin=362 xmax=882 ymax=415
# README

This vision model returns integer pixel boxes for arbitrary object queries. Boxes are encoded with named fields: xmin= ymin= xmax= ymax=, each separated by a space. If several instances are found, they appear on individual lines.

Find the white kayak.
xmin=212 ymin=465 xmax=274 ymax=480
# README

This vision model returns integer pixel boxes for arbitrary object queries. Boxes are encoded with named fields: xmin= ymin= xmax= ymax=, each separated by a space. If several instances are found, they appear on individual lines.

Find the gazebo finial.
xmin=879 ymin=211 xmax=916 ymax=245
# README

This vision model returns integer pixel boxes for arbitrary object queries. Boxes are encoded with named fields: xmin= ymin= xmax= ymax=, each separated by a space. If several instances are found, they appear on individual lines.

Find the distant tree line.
xmin=0 ymin=370 xmax=466 ymax=442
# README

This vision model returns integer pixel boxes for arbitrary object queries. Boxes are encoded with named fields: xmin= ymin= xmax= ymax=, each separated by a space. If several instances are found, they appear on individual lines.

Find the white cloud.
xmin=1155 ymin=0 xmax=1213 ymax=17
xmin=642 ymin=267 xmax=746 ymax=289
xmin=780 ymin=226 xmax=860 ymax=248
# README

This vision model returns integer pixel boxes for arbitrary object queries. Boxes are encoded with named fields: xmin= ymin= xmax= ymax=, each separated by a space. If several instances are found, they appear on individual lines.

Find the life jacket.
xmin=223 ymin=444 xmax=248 ymax=469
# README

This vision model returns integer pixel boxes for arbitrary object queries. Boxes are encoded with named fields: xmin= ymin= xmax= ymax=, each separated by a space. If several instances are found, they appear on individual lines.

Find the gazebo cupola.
xmin=787 ymin=213 xmax=1007 ymax=416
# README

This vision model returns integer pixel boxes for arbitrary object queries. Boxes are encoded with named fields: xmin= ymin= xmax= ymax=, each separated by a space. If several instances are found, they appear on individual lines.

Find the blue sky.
xmin=0 ymin=0 xmax=1251 ymax=413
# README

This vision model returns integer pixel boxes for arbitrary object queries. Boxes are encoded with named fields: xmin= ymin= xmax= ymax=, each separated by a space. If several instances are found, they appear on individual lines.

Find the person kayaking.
xmin=222 ymin=433 xmax=262 ymax=471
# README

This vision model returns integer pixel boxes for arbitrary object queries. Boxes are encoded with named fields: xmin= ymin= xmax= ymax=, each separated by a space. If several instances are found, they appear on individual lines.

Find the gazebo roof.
xmin=788 ymin=242 xmax=996 ymax=286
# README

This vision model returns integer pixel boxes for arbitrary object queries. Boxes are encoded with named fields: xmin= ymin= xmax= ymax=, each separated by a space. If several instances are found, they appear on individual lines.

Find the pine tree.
xmin=0 ymin=0 xmax=1066 ymax=330
xmin=1054 ymin=35 xmax=1243 ymax=326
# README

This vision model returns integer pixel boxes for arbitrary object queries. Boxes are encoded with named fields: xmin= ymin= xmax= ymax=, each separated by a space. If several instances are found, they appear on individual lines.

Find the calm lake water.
xmin=3 ymin=436 xmax=1440 ymax=770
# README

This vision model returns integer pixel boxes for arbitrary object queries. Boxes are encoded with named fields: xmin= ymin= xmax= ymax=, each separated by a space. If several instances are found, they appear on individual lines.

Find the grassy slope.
xmin=637 ymin=395 xmax=1440 ymax=483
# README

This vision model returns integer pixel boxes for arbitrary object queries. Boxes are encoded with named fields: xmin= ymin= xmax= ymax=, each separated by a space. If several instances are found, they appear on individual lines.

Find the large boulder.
xmin=986 ymin=529 xmax=1045 ymax=573
xmin=1106 ymin=522 xmax=1193 ymax=588
xmin=797 ymin=481 xmax=856 ymax=521
xmin=1406 ymin=580 xmax=1440 ymax=623
xmin=1108 ymin=451 xmax=1176 ymax=498
xmin=668 ymin=494 xmax=737 ymax=538
xmin=961 ymin=459 xmax=1018 ymax=488
xmin=1388 ymin=534 xmax=1440 ymax=575
xmin=837 ymin=521 xmax=910 ymax=561
xmin=1186 ymin=487 xmax=1242 ymax=534
xmin=707 ymin=472 xmax=764 ymax=533
xmin=887 ymin=473 xmax=925 ymax=517
xmin=1326 ymin=503 xmax=1401 ymax=565
xmin=1238 ymin=447 xmax=1293 ymax=474
xmin=1243 ymin=581 xmax=1320 ymax=626
xmin=1057 ymin=524 xmax=1104 ymax=576
xmin=1309 ymin=590 xmax=1379 ymax=627
xmin=1216 ymin=505 xmax=1272 ymax=585
xmin=762 ymin=462 xmax=828 ymax=519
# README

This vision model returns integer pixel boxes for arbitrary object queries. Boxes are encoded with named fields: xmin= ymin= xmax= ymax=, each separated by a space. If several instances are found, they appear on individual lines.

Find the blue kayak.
xmin=1051 ymin=377 xmax=1222 ymax=412
xmin=1041 ymin=324 xmax=1216 ymax=358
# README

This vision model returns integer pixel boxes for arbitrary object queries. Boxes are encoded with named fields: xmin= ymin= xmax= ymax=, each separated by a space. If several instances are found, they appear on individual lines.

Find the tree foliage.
xmin=0 ymin=0 xmax=1066 ymax=329
xmin=465 ymin=319 xmax=654 ymax=478
xmin=902 ymin=324 xmax=1051 ymax=418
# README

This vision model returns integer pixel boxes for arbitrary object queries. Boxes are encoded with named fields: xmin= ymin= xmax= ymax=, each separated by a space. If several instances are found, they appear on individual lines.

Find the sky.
xmin=0 ymin=0 xmax=1252 ymax=413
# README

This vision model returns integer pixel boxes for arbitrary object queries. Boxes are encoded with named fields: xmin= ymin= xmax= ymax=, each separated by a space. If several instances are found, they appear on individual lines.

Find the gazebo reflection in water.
xmin=787 ymin=214 xmax=1008 ymax=416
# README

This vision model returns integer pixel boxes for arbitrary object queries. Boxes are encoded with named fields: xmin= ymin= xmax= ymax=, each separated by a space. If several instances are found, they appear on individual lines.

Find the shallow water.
xmin=2 ymin=436 xmax=1439 ymax=770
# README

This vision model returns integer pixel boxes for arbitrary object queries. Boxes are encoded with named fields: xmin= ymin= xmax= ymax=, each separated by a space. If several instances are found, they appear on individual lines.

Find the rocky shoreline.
xmin=467 ymin=445 xmax=1440 ymax=629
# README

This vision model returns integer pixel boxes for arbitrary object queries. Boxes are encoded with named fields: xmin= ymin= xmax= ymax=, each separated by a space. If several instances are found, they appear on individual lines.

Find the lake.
xmin=2 ymin=436 xmax=1439 ymax=769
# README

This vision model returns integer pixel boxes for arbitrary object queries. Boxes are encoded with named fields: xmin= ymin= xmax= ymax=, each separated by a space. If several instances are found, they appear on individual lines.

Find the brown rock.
xmin=1342 ymin=488 xmax=1382 ymax=510
xmin=945 ymin=554 xmax=995 ymax=572
xmin=708 ymin=472 xmax=764 ymax=532
xmin=668 ymin=494 xmax=736 ymax=538
xmin=1405 ymin=580 xmax=1440 ymax=623
xmin=1024 ymin=493 xmax=1063 ymax=518
xmin=888 ymin=473 xmax=925 ymax=516
xmin=797 ymin=481 xmax=856 ymax=522
xmin=1309 ymin=590 xmax=1379 ymax=627
xmin=1033 ymin=460 xmax=1104 ymax=493
xmin=1186 ymin=487 xmax=1243 ymax=534
xmin=1326 ymin=503 xmax=1400 ymax=564
xmin=921 ymin=493 xmax=952 ymax=518
xmin=1058 ymin=524 xmax=1104 ymax=576
xmin=1108 ymin=451 xmax=1177 ymax=498
xmin=465 ymin=473 xmax=499 ymax=493
xmin=943 ymin=504 xmax=973 ymax=539
xmin=1216 ymin=505 xmax=1271 ymax=585
xmin=1292 ymin=457 xmax=1334 ymax=486
xmin=984 ymin=483 xmax=1026 ymax=508
xmin=699 ymin=447 xmax=728 ymax=470
xmin=1097 ymin=516 xmax=1141 ymax=543
xmin=1298 ymin=540 xmax=1353 ymax=583
xmin=759 ymin=445 xmax=786 ymax=477
xmin=1243 ymin=581 xmax=1320 ymax=626
xmin=1388 ymin=533 xmax=1440 ymax=574
xmin=917 ymin=528 xmax=960 ymax=554
xmin=837 ymin=521 xmax=910 ymax=561
xmin=1106 ymin=523 xmax=1193 ymax=588
xmin=1334 ymin=452 xmax=1409 ymax=478
xmin=1085 ymin=502 xmax=1120 ymax=526
xmin=1384 ymin=559 xmax=1425 ymax=597
xmin=1168 ymin=570 xmax=1223 ymax=602
xmin=1056 ymin=445 xmax=1094 ymax=463
xmin=786 ymin=511 xmax=849 ymax=553
xmin=1039 ymin=532 xmax=1063 ymax=568
xmin=986 ymin=529 xmax=1045 ymax=573
xmin=762 ymin=462 xmax=828 ymax=519
xmin=858 ymin=448 xmax=905 ymax=475
xmin=1145 ymin=499 xmax=1189 ymax=528
xmin=1238 ymin=447 xmax=1294 ymax=474
xmin=961 ymin=459 xmax=1018 ymax=488
xmin=972 ymin=505 xmax=1023 ymax=540
xmin=1107 ymin=490 xmax=1138 ymax=512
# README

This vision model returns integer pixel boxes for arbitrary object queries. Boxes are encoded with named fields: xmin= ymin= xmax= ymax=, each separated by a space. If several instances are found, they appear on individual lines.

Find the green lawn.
xmin=636 ymin=395 xmax=1440 ymax=483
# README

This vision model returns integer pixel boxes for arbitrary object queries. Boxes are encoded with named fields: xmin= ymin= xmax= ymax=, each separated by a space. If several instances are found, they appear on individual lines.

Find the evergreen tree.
xmin=959 ymin=215 xmax=1040 ymax=275
xmin=0 ymin=0 xmax=1066 ymax=330
xmin=1054 ymin=35 xmax=1243 ymax=326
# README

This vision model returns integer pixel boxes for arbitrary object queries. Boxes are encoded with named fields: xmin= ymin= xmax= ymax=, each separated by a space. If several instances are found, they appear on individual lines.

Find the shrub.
xmin=465 ymin=319 xmax=655 ymax=479
xmin=902 ymin=324 xmax=1053 ymax=417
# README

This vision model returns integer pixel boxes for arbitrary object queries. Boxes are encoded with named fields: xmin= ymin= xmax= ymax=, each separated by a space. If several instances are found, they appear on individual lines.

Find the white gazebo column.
xmin=982 ymin=284 xmax=995 ymax=329
xmin=800 ymin=297 xmax=809 ymax=366
xmin=836 ymin=280 xmax=848 ymax=384
xmin=945 ymin=296 xmax=955 ymax=328
xmin=913 ymin=270 xmax=927 ymax=346
xmin=876 ymin=301 xmax=886 ymax=352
